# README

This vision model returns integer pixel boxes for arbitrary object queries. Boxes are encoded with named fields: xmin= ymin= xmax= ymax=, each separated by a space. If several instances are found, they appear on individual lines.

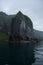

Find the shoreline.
xmin=0 ymin=39 xmax=38 ymax=43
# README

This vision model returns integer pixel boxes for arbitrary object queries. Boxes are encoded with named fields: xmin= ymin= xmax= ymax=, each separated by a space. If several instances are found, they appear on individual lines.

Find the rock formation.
xmin=10 ymin=11 xmax=33 ymax=40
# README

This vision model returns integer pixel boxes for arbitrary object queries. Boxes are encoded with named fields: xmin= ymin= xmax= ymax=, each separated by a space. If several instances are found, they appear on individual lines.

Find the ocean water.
xmin=33 ymin=41 xmax=43 ymax=65
xmin=0 ymin=41 xmax=43 ymax=65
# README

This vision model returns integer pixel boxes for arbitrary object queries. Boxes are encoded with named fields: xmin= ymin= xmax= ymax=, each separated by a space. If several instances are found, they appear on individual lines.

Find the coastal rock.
xmin=11 ymin=11 xmax=33 ymax=40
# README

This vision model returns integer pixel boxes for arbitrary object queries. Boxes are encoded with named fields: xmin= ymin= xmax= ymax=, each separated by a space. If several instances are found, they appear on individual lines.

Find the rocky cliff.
xmin=11 ymin=11 xmax=33 ymax=40
xmin=0 ymin=11 xmax=34 ymax=40
xmin=0 ymin=12 xmax=15 ymax=33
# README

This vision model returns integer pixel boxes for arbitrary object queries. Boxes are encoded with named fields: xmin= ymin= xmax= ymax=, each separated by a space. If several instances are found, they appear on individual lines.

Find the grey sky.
xmin=0 ymin=0 xmax=43 ymax=31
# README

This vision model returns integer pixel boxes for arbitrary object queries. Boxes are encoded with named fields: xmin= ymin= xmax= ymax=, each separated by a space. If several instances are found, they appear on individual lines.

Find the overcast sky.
xmin=0 ymin=0 xmax=43 ymax=31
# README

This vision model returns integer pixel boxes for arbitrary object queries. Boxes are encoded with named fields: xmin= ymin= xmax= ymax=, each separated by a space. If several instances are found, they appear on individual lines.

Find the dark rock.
xmin=10 ymin=11 xmax=33 ymax=40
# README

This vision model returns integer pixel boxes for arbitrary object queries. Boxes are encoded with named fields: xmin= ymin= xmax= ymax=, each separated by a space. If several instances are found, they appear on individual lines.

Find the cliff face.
xmin=0 ymin=11 xmax=33 ymax=40
xmin=0 ymin=12 xmax=15 ymax=33
xmin=0 ymin=11 xmax=43 ymax=41
xmin=11 ymin=11 xmax=33 ymax=39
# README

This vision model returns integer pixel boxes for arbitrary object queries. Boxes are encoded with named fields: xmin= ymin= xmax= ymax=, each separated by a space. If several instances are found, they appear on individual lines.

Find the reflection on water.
xmin=0 ymin=41 xmax=35 ymax=65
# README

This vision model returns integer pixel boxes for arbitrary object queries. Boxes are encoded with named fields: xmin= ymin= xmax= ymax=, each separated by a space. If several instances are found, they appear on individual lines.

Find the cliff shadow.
xmin=8 ymin=41 xmax=35 ymax=65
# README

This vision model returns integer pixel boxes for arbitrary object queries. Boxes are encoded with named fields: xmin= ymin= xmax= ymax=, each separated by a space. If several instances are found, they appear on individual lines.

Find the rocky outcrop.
xmin=0 ymin=12 xmax=15 ymax=34
xmin=11 ymin=11 xmax=33 ymax=40
xmin=0 ymin=11 xmax=34 ymax=41
xmin=0 ymin=11 xmax=43 ymax=42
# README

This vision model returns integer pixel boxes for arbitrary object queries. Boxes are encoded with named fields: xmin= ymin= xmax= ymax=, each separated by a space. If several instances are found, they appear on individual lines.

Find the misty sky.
xmin=0 ymin=0 xmax=43 ymax=31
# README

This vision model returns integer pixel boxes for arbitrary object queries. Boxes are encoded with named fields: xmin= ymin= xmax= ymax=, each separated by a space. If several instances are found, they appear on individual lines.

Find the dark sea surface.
xmin=33 ymin=41 xmax=43 ymax=65
xmin=0 ymin=41 xmax=43 ymax=65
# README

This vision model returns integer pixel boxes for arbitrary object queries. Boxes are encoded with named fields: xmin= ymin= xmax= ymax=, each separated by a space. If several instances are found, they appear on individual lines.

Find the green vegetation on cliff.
xmin=0 ymin=32 xmax=9 ymax=40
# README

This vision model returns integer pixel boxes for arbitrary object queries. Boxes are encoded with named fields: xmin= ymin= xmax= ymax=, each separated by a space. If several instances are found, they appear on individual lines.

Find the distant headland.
xmin=0 ymin=11 xmax=43 ymax=43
